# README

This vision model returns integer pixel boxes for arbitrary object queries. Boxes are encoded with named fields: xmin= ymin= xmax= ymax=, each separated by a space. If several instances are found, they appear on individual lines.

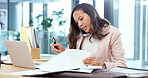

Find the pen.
xmin=52 ymin=37 xmax=58 ymax=49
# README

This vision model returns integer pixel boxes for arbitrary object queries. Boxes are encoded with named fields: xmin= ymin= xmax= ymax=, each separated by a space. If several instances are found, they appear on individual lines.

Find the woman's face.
xmin=73 ymin=10 xmax=91 ymax=33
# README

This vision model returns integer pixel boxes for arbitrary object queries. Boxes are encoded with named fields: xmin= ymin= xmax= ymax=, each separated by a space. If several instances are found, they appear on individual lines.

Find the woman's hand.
xmin=83 ymin=56 xmax=103 ymax=66
xmin=50 ymin=43 xmax=65 ymax=53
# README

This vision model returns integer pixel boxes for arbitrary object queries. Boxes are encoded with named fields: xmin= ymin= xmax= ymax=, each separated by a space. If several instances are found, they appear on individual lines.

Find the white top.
xmin=81 ymin=35 xmax=99 ymax=56
xmin=76 ymin=25 xmax=127 ymax=69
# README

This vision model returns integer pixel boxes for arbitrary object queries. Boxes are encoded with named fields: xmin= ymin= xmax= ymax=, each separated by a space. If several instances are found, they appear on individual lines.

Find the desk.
xmin=0 ymin=64 xmax=30 ymax=78
xmin=0 ymin=64 xmax=127 ymax=78
xmin=52 ymin=71 xmax=127 ymax=78
xmin=1 ymin=64 xmax=148 ymax=78
xmin=0 ymin=64 xmax=54 ymax=78
xmin=1 ymin=56 xmax=148 ymax=78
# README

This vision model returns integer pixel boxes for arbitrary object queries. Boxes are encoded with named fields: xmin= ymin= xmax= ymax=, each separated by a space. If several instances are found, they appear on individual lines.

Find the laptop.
xmin=4 ymin=40 xmax=40 ymax=69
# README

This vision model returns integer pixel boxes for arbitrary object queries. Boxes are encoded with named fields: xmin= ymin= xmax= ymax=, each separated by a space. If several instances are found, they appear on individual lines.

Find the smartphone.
xmin=78 ymin=27 xmax=89 ymax=37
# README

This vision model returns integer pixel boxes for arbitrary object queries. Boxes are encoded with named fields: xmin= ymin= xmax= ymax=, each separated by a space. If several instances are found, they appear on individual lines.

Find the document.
xmin=38 ymin=49 xmax=92 ymax=72
xmin=6 ymin=49 xmax=102 ymax=76
xmin=109 ymin=67 xmax=148 ymax=77
xmin=6 ymin=68 xmax=94 ymax=76
xmin=109 ymin=67 xmax=148 ymax=74
xmin=6 ymin=70 xmax=49 ymax=76
xmin=25 ymin=28 xmax=38 ymax=48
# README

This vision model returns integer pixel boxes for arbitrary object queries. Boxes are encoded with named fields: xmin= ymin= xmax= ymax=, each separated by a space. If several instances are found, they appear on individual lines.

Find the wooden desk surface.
xmin=0 ymin=64 xmax=32 ymax=73
xmin=0 ymin=64 xmax=52 ymax=78
xmin=0 ymin=54 xmax=55 ymax=78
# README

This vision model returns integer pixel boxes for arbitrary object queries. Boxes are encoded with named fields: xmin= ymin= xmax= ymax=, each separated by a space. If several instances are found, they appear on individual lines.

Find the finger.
xmin=90 ymin=60 xmax=98 ymax=66
xmin=52 ymin=49 xmax=58 ymax=53
xmin=50 ymin=43 xmax=59 ymax=47
xmin=92 ymin=57 xmax=98 ymax=61
xmin=90 ymin=56 xmax=97 ymax=59
xmin=85 ymin=57 xmax=98 ymax=65
xmin=85 ymin=57 xmax=92 ymax=61
xmin=88 ymin=57 xmax=97 ymax=62
xmin=52 ymin=46 xmax=62 ymax=53
xmin=50 ymin=43 xmax=54 ymax=46
xmin=83 ymin=58 xmax=91 ymax=64
xmin=85 ymin=59 xmax=90 ymax=64
xmin=83 ymin=56 xmax=96 ymax=64
xmin=87 ymin=56 xmax=96 ymax=60
xmin=51 ymin=44 xmax=59 ymax=50
xmin=84 ymin=57 xmax=93 ymax=64
xmin=51 ymin=45 xmax=56 ymax=50
xmin=53 ymin=43 xmax=60 ymax=46
xmin=57 ymin=50 xmax=63 ymax=53
xmin=51 ymin=46 xmax=59 ymax=53
xmin=83 ymin=59 xmax=87 ymax=64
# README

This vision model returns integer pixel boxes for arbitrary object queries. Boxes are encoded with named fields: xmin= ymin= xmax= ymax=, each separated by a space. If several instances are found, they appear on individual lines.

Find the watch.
xmin=103 ymin=63 xmax=106 ymax=69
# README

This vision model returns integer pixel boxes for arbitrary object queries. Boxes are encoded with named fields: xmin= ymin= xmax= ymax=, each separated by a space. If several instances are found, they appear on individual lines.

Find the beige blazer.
xmin=76 ymin=25 xmax=127 ymax=69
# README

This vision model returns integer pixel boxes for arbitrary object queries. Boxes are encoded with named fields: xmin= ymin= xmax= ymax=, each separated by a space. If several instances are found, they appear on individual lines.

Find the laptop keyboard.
xmin=34 ymin=63 xmax=41 ymax=66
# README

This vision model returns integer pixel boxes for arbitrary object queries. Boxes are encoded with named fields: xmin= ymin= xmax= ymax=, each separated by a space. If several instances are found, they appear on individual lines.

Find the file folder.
xmin=20 ymin=27 xmax=40 ymax=59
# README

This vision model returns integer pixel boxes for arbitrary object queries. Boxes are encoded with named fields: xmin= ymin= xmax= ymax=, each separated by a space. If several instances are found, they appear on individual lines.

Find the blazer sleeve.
xmin=105 ymin=29 xmax=127 ymax=69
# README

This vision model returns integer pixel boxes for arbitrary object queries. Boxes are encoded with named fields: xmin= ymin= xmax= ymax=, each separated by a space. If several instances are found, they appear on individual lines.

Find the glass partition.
xmin=0 ymin=1 xmax=8 ymax=56
xmin=0 ymin=0 xmax=105 ymax=56
xmin=0 ymin=0 xmax=71 ymax=55
xmin=111 ymin=0 xmax=148 ymax=69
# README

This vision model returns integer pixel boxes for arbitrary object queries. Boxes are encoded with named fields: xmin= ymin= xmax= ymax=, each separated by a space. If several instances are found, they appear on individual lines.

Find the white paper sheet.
xmin=6 ymin=70 xmax=49 ymax=76
xmin=25 ymin=28 xmax=38 ymax=48
xmin=38 ymin=50 xmax=77 ymax=72
xmin=67 ymin=69 xmax=94 ymax=73
xmin=6 ymin=49 xmax=101 ymax=76
xmin=109 ymin=67 xmax=148 ymax=74
xmin=67 ymin=49 xmax=92 ymax=67
xmin=38 ymin=49 xmax=92 ymax=72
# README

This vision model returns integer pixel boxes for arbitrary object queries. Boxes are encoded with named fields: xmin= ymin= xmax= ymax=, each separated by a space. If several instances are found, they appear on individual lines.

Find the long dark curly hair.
xmin=68 ymin=3 xmax=109 ymax=49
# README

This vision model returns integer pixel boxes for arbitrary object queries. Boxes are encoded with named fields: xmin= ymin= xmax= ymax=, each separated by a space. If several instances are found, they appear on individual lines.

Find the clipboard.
xmin=20 ymin=27 xmax=40 ymax=59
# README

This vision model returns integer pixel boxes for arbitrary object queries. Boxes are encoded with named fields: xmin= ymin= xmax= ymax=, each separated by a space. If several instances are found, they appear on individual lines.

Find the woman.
xmin=50 ymin=3 xmax=127 ymax=69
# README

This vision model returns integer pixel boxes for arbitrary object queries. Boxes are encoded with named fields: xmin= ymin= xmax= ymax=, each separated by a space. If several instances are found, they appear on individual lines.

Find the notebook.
xmin=4 ymin=40 xmax=40 ymax=69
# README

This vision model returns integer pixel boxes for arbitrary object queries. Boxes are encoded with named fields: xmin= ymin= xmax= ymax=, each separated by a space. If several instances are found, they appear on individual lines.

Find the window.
xmin=111 ymin=0 xmax=148 ymax=68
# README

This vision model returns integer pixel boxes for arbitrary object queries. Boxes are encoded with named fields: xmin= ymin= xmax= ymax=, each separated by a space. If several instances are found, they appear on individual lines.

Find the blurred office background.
xmin=0 ymin=0 xmax=148 ymax=69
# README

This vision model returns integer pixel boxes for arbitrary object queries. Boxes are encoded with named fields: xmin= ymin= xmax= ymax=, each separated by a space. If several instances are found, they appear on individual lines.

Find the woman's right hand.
xmin=50 ymin=43 xmax=65 ymax=53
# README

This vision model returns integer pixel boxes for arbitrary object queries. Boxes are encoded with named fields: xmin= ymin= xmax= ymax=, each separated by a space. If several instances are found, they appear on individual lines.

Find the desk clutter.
xmin=5 ymin=49 xmax=101 ymax=76
xmin=1 ymin=49 xmax=148 ymax=77
xmin=108 ymin=66 xmax=148 ymax=78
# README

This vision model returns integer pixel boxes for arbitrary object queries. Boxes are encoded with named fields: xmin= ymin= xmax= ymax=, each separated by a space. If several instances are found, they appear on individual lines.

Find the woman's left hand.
xmin=83 ymin=56 xmax=98 ymax=66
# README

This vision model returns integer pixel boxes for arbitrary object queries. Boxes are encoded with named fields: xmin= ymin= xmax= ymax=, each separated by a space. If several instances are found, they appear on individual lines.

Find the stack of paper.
xmin=6 ymin=49 xmax=102 ymax=76
xmin=38 ymin=49 xmax=92 ymax=72
xmin=109 ymin=67 xmax=148 ymax=77
xmin=25 ymin=28 xmax=38 ymax=48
